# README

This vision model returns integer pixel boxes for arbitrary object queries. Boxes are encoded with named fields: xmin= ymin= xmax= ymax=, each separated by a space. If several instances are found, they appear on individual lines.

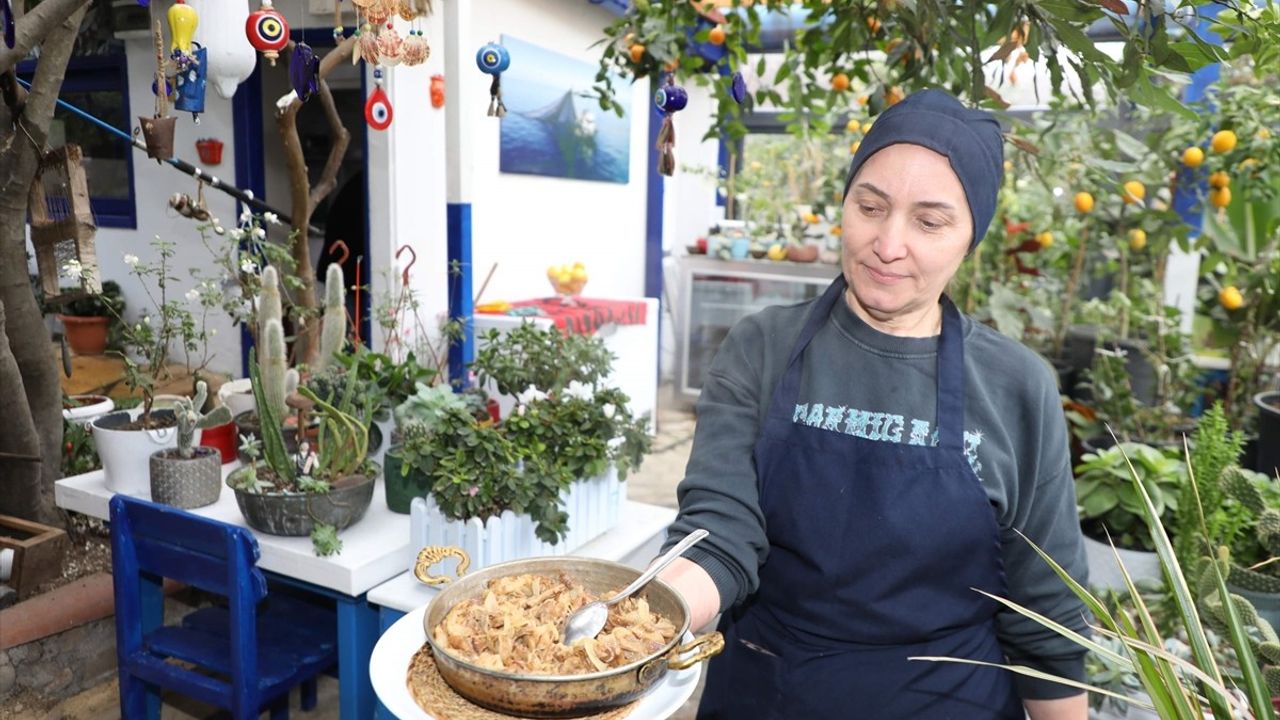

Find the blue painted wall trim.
xmin=233 ymin=64 xmax=266 ymax=378
xmin=447 ymin=203 xmax=475 ymax=387
xmin=645 ymin=78 xmax=664 ymax=303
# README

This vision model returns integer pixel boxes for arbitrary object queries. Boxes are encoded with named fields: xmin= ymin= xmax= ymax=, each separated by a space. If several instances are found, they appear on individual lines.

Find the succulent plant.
xmin=173 ymin=381 xmax=232 ymax=458
xmin=315 ymin=263 xmax=346 ymax=372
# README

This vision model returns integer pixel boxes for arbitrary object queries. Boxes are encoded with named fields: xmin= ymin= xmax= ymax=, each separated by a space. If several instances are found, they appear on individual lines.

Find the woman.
xmin=658 ymin=89 xmax=1089 ymax=719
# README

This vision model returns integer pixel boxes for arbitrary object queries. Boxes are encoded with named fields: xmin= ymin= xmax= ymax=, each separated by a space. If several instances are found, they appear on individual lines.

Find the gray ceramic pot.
xmin=226 ymin=465 xmax=377 ymax=536
xmin=150 ymin=447 xmax=222 ymax=509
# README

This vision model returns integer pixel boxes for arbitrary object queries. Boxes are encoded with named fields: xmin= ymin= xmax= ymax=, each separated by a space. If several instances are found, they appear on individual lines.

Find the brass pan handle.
xmin=413 ymin=546 xmax=470 ymax=586
xmin=667 ymin=631 xmax=725 ymax=671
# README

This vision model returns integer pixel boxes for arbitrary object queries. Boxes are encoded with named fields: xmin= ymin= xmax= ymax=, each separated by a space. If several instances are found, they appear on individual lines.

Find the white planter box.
xmin=1083 ymin=534 xmax=1162 ymax=592
xmin=407 ymin=467 xmax=627 ymax=572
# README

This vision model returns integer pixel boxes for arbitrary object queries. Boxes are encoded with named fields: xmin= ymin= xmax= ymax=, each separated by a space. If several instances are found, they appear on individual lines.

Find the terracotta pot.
xmin=198 ymin=419 xmax=238 ymax=464
xmin=59 ymin=315 xmax=109 ymax=355
xmin=138 ymin=115 xmax=176 ymax=161
xmin=786 ymin=245 xmax=819 ymax=263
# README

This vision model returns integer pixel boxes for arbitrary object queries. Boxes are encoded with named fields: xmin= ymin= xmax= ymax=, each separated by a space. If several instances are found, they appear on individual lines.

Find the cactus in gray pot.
xmin=315 ymin=263 xmax=346 ymax=372
xmin=174 ymin=381 xmax=233 ymax=458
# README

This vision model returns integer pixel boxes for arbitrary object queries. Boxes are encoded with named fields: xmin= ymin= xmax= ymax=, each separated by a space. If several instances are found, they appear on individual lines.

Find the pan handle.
xmin=666 ymin=632 xmax=725 ymax=671
xmin=413 ymin=546 xmax=471 ymax=586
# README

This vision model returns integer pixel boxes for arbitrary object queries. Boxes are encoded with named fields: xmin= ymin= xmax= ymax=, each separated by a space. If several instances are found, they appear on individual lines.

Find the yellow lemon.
xmin=1036 ymin=231 xmax=1053 ymax=249
xmin=850 ymin=140 xmax=861 ymax=155
xmin=846 ymin=119 xmax=860 ymax=133
xmin=750 ymin=160 xmax=763 ymax=172
xmin=1208 ymin=170 xmax=1230 ymax=189
xmin=1211 ymin=129 xmax=1238 ymax=154
xmin=1003 ymin=160 xmax=1014 ymax=173
xmin=573 ymin=261 xmax=585 ymax=270
xmin=829 ymin=225 xmax=842 ymax=236
xmin=1219 ymin=285 xmax=1244 ymax=310
xmin=546 ymin=266 xmax=558 ymax=279
xmin=1128 ymin=229 xmax=1147 ymax=251
xmin=831 ymin=73 xmax=850 ymax=92
xmin=862 ymin=121 xmax=873 ymax=133
xmin=571 ymin=267 xmax=588 ymax=282
xmin=1074 ymin=191 xmax=1094 ymax=214
xmin=1182 ymin=146 xmax=1204 ymax=167
xmin=1122 ymin=180 xmax=1146 ymax=204
xmin=1210 ymin=186 xmax=1232 ymax=208
xmin=767 ymin=243 xmax=786 ymax=261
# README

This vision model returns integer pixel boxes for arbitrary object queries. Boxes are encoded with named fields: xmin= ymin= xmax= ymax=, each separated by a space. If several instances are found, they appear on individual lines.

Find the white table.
xmin=366 ymin=500 xmax=676 ymax=719
xmin=56 ymin=465 xmax=411 ymax=719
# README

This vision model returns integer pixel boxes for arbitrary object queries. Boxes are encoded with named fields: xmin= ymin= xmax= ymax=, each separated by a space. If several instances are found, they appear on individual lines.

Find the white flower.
xmin=228 ymin=228 xmax=245 ymax=242
xmin=240 ymin=258 xmax=258 ymax=274
xmin=142 ymin=315 xmax=151 ymax=325
xmin=134 ymin=323 xmax=142 ymax=332
xmin=263 ymin=212 xmax=280 ymax=225
xmin=185 ymin=288 xmax=200 ymax=302
xmin=564 ymin=380 xmax=595 ymax=401
xmin=252 ymin=227 xmax=266 ymax=240
xmin=123 ymin=254 xmax=140 ymax=267
xmin=602 ymin=403 xmax=616 ymax=419
xmin=239 ymin=209 xmax=252 ymax=224
xmin=516 ymin=385 xmax=548 ymax=406
xmin=60 ymin=259 xmax=83 ymax=278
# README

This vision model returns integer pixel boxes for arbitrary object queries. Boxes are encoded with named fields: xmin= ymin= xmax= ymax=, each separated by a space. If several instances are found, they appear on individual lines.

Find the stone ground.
xmin=5 ymin=385 xmax=703 ymax=720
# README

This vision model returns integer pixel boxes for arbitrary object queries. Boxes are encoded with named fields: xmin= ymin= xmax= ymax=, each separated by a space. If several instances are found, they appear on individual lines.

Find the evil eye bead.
xmin=475 ymin=42 xmax=510 ymax=74
xmin=365 ymin=85 xmax=393 ymax=130
xmin=654 ymin=84 xmax=688 ymax=113
xmin=731 ymin=71 xmax=747 ymax=105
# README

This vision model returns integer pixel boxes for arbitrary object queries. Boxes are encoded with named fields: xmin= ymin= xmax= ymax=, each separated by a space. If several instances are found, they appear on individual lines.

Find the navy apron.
xmin=697 ymin=276 xmax=1022 ymax=720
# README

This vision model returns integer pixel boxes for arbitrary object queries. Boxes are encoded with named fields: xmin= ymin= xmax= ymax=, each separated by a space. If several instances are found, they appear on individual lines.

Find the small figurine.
xmin=475 ymin=41 xmax=510 ymax=117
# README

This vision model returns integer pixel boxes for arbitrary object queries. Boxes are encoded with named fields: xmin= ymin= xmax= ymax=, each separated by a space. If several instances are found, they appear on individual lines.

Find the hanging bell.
xmin=246 ymin=0 xmax=290 ymax=66
xmin=476 ymin=42 xmax=510 ymax=117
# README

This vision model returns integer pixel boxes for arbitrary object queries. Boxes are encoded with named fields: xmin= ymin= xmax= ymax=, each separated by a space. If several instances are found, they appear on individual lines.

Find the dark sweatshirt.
xmin=664 ymin=289 xmax=1090 ymax=700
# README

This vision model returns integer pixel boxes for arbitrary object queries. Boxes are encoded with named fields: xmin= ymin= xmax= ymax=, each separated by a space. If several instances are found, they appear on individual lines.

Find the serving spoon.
xmin=560 ymin=528 xmax=709 ymax=646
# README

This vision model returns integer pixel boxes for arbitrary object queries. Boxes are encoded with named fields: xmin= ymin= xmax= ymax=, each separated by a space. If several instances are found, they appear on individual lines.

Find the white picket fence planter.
xmin=407 ymin=467 xmax=626 ymax=573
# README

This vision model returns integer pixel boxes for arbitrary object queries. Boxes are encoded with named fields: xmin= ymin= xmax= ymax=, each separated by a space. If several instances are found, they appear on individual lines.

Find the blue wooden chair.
xmin=110 ymin=495 xmax=338 ymax=720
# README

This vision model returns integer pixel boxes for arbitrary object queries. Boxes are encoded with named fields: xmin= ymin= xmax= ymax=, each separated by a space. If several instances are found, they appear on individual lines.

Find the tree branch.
xmin=0 ymin=0 xmax=94 ymax=75
xmin=307 ymin=78 xmax=349 ymax=215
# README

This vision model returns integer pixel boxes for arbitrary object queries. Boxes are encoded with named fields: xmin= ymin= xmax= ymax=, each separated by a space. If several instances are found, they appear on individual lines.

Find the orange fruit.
xmin=829 ymin=225 xmax=842 ymax=236
xmin=1128 ymin=229 xmax=1147 ymax=251
xmin=1219 ymin=285 xmax=1244 ymax=310
xmin=866 ymin=16 xmax=882 ymax=33
xmin=663 ymin=57 xmax=680 ymax=72
xmin=708 ymin=26 xmax=726 ymax=45
xmin=856 ymin=94 xmax=869 ymax=106
xmin=885 ymin=86 xmax=904 ymax=106
xmin=802 ymin=212 xmax=819 ymax=224
xmin=1182 ymin=146 xmax=1204 ymax=167
xmin=1003 ymin=160 xmax=1014 ymax=173
xmin=629 ymin=44 xmax=646 ymax=64
xmin=831 ymin=73 xmax=850 ymax=92
xmin=1074 ymin=191 xmax=1094 ymax=214
xmin=850 ymin=140 xmax=861 ymax=154
xmin=1036 ymin=231 xmax=1053 ymax=249
xmin=1210 ymin=186 xmax=1232 ymax=208
xmin=1122 ymin=180 xmax=1146 ymax=204
xmin=1208 ymin=170 xmax=1230 ymax=189
xmin=1211 ymin=129 xmax=1238 ymax=154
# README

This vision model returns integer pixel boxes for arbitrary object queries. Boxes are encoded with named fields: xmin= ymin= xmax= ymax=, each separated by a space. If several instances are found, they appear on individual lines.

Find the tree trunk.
xmin=0 ymin=4 xmax=90 ymax=526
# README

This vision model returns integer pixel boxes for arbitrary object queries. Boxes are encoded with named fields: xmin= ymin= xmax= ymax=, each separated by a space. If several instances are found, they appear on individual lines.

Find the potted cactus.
xmin=149 ymin=381 xmax=233 ymax=509
xmin=232 ymin=265 xmax=301 ymax=459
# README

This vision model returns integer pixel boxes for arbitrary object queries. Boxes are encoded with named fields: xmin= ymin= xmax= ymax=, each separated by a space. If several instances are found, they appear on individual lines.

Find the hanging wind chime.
xmin=246 ymin=0 xmax=289 ymax=66
xmin=476 ymin=41 xmax=509 ymax=117
xmin=169 ymin=0 xmax=207 ymax=123
xmin=654 ymin=77 xmax=687 ymax=176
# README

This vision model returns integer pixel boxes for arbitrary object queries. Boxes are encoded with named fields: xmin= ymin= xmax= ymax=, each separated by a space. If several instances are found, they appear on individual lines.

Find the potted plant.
xmin=1075 ymin=442 xmax=1187 ymax=588
xmin=92 ymin=241 xmax=212 ymax=495
xmin=227 ymin=344 xmax=376 ymax=556
xmin=57 ymin=280 xmax=124 ymax=356
xmin=385 ymin=382 xmax=469 ymax=514
xmin=232 ymin=265 xmax=301 ymax=459
xmin=149 ymin=381 xmax=232 ymax=509
xmin=62 ymin=392 xmax=115 ymax=427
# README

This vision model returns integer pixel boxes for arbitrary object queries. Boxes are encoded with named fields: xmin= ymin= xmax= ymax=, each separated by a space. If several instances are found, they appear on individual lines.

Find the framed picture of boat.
xmin=498 ymin=35 xmax=631 ymax=184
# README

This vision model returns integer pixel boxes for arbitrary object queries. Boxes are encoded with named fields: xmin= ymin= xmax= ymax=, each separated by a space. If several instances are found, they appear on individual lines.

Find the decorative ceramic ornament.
xmin=191 ymin=0 xmax=255 ymax=100
xmin=377 ymin=25 xmax=403 ymax=66
xmin=168 ymin=0 xmax=198 ymax=58
xmin=730 ymin=71 xmax=747 ymax=105
xmin=174 ymin=45 xmax=208 ymax=122
xmin=654 ymin=78 xmax=687 ymax=176
xmin=430 ymin=74 xmax=445 ymax=108
xmin=476 ymin=42 xmax=509 ymax=117
xmin=289 ymin=43 xmax=320 ymax=103
xmin=2 ymin=0 xmax=14 ymax=50
xmin=246 ymin=0 xmax=289 ymax=66
xmin=401 ymin=30 xmax=428 ymax=66
xmin=365 ymin=71 xmax=393 ymax=130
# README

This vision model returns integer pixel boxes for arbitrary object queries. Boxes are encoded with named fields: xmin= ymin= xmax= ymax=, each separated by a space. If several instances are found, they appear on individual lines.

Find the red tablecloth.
xmin=483 ymin=297 xmax=648 ymax=336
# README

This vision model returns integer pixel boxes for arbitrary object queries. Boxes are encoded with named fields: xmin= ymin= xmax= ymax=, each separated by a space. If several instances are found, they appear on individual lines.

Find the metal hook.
xmin=327 ymin=240 xmax=350 ymax=267
xmin=396 ymin=244 xmax=416 ymax=286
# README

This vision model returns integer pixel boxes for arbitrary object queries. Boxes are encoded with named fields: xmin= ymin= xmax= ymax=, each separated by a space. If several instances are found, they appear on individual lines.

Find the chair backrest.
xmin=109 ymin=495 xmax=268 ymax=605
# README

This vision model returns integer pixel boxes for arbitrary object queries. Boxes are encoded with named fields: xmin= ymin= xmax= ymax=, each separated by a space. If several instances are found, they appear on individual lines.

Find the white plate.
xmin=370 ymin=605 xmax=702 ymax=720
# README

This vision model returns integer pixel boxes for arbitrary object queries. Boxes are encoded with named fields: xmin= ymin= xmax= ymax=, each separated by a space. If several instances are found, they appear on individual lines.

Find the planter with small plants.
xmin=58 ymin=280 xmax=125 ymax=356
xmin=149 ymin=381 xmax=232 ymax=509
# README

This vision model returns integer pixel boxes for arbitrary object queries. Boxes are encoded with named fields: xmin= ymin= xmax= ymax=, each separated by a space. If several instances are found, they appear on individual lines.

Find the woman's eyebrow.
xmin=854 ymin=182 xmax=957 ymax=214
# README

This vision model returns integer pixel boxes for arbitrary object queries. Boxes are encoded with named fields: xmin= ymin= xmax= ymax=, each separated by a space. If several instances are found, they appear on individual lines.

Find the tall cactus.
xmin=315 ymin=263 xmax=346 ymax=372
xmin=261 ymin=318 xmax=290 ymax=419
xmin=248 ymin=348 xmax=295 ymax=483
xmin=258 ymin=265 xmax=283 ymax=348
xmin=174 ymin=381 xmax=232 ymax=458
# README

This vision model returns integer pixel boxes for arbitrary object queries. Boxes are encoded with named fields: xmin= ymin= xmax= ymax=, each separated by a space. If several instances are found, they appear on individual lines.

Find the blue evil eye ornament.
xmin=290 ymin=42 xmax=320 ymax=103
xmin=475 ymin=43 xmax=510 ymax=75
xmin=654 ymin=84 xmax=688 ymax=114
xmin=730 ymin=71 xmax=747 ymax=105
xmin=476 ymin=41 xmax=510 ymax=117
xmin=174 ymin=44 xmax=208 ymax=122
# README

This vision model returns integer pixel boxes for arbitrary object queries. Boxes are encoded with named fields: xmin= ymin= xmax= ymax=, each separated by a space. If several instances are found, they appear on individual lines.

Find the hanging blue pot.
xmin=174 ymin=44 xmax=208 ymax=120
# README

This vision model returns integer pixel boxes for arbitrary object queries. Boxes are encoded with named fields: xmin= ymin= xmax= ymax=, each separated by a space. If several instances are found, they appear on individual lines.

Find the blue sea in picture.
xmin=499 ymin=35 xmax=631 ymax=184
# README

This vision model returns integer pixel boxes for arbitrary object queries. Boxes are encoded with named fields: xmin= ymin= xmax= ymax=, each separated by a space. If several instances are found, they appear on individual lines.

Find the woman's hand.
xmin=1025 ymin=693 xmax=1087 ymax=720
xmin=657 ymin=557 xmax=722 ymax=632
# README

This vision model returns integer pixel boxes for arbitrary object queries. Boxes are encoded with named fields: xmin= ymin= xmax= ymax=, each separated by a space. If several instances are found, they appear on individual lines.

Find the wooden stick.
xmin=473 ymin=263 xmax=497 ymax=305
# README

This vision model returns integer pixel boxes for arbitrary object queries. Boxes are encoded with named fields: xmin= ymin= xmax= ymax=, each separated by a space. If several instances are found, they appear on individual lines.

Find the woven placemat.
xmin=406 ymin=644 xmax=637 ymax=720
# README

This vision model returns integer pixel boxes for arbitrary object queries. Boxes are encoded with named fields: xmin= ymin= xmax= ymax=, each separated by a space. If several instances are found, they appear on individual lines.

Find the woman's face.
xmin=841 ymin=143 xmax=973 ymax=326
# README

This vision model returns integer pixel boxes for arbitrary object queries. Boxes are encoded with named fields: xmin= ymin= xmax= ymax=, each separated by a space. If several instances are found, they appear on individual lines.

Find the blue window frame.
xmin=18 ymin=55 xmax=137 ymax=229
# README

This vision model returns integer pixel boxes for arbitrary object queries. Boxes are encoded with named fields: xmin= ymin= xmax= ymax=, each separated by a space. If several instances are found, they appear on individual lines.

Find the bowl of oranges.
xmin=547 ymin=262 xmax=588 ymax=300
